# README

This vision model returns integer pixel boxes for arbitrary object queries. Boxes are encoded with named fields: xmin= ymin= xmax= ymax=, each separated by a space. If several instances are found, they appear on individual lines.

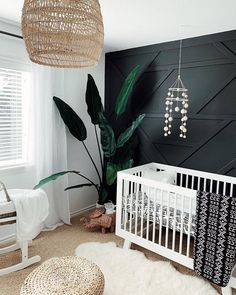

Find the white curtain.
xmin=31 ymin=64 xmax=70 ymax=229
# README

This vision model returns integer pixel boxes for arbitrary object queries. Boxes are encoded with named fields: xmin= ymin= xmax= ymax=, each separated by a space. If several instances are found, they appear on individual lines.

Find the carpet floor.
xmin=0 ymin=215 xmax=233 ymax=295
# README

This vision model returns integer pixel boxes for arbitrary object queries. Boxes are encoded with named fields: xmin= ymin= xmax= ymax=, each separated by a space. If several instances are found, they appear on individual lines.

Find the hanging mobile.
xmin=164 ymin=40 xmax=189 ymax=138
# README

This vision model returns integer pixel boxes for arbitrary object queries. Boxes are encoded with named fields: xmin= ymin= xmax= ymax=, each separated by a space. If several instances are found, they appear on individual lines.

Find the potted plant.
xmin=34 ymin=65 xmax=145 ymax=207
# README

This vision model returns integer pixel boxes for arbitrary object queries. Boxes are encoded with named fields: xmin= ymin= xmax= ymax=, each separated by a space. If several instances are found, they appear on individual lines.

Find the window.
xmin=0 ymin=67 xmax=30 ymax=169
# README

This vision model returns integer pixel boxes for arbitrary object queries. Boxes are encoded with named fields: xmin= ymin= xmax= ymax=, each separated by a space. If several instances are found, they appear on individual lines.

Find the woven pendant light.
xmin=21 ymin=0 xmax=104 ymax=68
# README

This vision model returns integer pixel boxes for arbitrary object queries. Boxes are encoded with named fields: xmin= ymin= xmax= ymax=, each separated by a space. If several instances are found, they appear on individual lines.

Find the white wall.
xmin=64 ymin=53 xmax=105 ymax=216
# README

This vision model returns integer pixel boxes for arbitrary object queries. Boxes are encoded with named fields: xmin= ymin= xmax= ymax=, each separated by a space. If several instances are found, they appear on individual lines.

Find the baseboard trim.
xmin=70 ymin=203 xmax=96 ymax=218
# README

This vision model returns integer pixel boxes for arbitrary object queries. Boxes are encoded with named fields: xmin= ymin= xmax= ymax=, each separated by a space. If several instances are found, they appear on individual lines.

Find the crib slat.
xmin=191 ymin=176 xmax=194 ymax=190
xmin=158 ymin=190 xmax=164 ymax=245
xmin=180 ymin=174 xmax=183 ymax=187
xmin=135 ymin=187 xmax=138 ymax=236
xmin=129 ymin=184 xmax=133 ymax=233
xmin=197 ymin=177 xmax=200 ymax=191
xmin=146 ymin=187 xmax=150 ymax=240
xmin=216 ymin=181 xmax=219 ymax=194
xmin=179 ymin=195 xmax=185 ymax=254
xmin=124 ymin=181 xmax=128 ymax=231
xmin=186 ymin=196 xmax=192 ymax=257
xmin=186 ymin=174 xmax=189 ymax=189
xmin=172 ymin=192 xmax=177 ymax=251
xmin=230 ymin=183 xmax=233 ymax=197
xmin=152 ymin=188 xmax=157 ymax=243
xmin=223 ymin=182 xmax=226 ymax=196
xmin=210 ymin=179 xmax=213 ymax=193
xmin=165 ymin=191 xmax=170 ymax=248
xmin=140 ymin=189 xmax=144 ymax=238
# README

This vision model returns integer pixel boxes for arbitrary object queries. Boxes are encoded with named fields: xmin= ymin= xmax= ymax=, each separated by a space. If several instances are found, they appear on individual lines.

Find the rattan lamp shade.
xmin=21 ymin=0 xmax=104 ymax=68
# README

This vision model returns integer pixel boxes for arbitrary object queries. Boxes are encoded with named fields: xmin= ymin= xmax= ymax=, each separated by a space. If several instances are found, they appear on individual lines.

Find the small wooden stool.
xmin=20 ymin=256 xmax=105 ymax=295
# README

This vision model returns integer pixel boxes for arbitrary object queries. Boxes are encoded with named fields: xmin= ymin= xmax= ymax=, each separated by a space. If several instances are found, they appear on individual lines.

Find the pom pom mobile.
xmin=164 ymin=40 xmax=189 ymax=138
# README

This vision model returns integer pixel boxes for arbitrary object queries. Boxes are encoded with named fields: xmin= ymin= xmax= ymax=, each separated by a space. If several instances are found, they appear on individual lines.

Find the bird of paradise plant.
xmin=34 ymin=65 xmax=145 ymax=205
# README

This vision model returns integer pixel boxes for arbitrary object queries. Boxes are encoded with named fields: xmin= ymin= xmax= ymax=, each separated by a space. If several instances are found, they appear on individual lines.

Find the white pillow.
xmin=143 ymin=169 xmax=176 ymax=185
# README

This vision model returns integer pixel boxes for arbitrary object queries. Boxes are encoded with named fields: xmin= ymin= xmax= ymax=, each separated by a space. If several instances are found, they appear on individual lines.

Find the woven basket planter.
xmin=21 ymin=0 xmax=104 ymax=68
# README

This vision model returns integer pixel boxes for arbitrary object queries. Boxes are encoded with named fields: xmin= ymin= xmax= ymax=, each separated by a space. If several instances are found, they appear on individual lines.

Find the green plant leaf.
xmin=114 ymin=134 xmax=138 ymax=164
xmin=115 ymin=65 xmax=140 ymax=117
xmin=98 ymin=187 xmax=109 ymax=205
xmin=86 ymin=74 xmax=103 ymax=125
xmin=98 ymin=112 xmax=116 ymax=157
xmin=106 ymin=163 xmax=118 ymax=186
xmin=64 ymin=183 xmax=94 ymax=191
xmin=117 ymin=114 xmax=145 ymax=148
xmin=106 ymin=159 xmax=134 ymax=186
xmin=53 ymin=96 xmax=87 ymax=141
xmin=34 ymin=170 xmax=80 ymax=190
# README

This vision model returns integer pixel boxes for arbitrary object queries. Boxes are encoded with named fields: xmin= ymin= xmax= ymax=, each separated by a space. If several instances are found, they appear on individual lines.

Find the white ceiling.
xmin=0 ymin=0 xmax=236 ymax=52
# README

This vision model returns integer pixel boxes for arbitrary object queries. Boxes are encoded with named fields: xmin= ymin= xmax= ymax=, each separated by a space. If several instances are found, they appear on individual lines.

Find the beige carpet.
xmin=0 ymin=215 xmax=232 ymax=295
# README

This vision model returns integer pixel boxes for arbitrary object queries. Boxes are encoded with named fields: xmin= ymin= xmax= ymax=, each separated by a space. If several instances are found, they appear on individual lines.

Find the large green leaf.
xmin=98 ymin=112 xmax=116 ymax=157
xmin=117 ymin=114 xmax=145 ymax=148
xmin=114 ymin=134 xmax=138 ymax=164
xmin=53 ymin=96 xmax=87 ymax=141
xmin=98 ymin=187 xmax=109 ymax=205
xmin=64 ymin=183 xmax=94 ymax=191
xmin=106 ymin=159 xmax=134 ymax=186
xmin=34 ymin=170 xmax=80 ymax=190
xmin=86 ymin=74 xmax=103 ymax=125
xmin=115 ymin=65 xmax=140 ymax=117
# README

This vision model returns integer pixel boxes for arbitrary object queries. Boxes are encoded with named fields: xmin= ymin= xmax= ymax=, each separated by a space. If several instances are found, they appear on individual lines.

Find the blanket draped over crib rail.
xmin=194 ymin=191 xmax=236 ymax=287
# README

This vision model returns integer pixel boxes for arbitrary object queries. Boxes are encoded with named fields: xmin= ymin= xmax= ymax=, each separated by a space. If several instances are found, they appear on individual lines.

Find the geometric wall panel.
xmin=105 ymin=30 xmax=236 ymax=177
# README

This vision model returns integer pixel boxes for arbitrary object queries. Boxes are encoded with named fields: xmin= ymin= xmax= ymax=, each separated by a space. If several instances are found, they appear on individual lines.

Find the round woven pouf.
xmin=20 ymin=256 xmax=105 ymax=295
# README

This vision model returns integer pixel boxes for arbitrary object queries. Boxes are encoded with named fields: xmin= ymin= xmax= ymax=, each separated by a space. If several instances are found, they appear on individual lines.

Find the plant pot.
xmin=104 ymin=201 xmax=116 ymax=215
xmin=96 ymin=201 xmax=105 ymax=209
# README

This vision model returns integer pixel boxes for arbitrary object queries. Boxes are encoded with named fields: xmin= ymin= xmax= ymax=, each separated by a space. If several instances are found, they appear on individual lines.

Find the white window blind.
xmin=0 ymin=67 xmax=30 ymax=168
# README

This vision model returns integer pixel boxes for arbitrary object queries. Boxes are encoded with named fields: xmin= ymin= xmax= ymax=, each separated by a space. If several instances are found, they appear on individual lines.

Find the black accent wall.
xmin=105 ymin=30 xmax=236 ymax=177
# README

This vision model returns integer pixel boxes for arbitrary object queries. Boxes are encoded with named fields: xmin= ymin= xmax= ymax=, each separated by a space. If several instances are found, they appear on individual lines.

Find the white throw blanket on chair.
xmin=0 ymin=189 xmax=49 ymax=241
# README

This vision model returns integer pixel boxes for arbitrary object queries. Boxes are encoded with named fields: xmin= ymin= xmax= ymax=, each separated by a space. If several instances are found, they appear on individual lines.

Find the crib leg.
xmin=123 ymin=239 xmax=131 ymax=249
xmin=221 ymin=286 xmax=232 ymax=295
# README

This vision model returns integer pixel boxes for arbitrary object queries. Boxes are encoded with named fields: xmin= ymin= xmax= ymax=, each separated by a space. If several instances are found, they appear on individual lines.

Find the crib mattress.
xmin=123 ymin=192 xmax=196 ymax=236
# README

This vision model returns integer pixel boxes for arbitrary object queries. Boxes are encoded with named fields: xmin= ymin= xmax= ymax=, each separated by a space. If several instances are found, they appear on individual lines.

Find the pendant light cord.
xmin=178 ymin=39 xmax=182 ymax=78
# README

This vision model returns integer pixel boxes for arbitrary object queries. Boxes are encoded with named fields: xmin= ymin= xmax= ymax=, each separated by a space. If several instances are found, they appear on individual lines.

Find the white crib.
xmin=116 ymin=163 xmax=236 ymax=295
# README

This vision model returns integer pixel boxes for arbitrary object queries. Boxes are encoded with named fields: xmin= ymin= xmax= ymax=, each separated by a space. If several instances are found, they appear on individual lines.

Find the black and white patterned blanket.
xmin=194 ymin=191 xmax=236 ymax=287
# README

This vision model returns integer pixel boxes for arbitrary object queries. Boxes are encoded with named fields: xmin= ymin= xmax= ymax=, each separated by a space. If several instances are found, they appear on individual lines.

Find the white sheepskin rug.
xmin=75 ymin=242 xmax=218 ymax=295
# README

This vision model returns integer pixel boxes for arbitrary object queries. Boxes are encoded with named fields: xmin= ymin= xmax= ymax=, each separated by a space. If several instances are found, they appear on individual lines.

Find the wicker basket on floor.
xmin=0 ymin=181 xmax=16 ymax=225
xmin=20 ymin=256 xmax=105 ymax=295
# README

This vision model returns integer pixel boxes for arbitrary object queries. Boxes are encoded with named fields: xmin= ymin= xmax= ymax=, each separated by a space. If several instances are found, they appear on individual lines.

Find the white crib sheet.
xmin=124 ymin=190 xmax=196 ymax=236
xmin=147 ymin=189 xmax=196 ymax=214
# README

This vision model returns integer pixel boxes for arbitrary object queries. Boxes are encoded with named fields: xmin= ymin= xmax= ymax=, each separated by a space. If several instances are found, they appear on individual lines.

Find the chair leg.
xmin=221 ymin=286 xmax=232 ymax=295
xmin=20 ymin=240 xmax=28 ymax=262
